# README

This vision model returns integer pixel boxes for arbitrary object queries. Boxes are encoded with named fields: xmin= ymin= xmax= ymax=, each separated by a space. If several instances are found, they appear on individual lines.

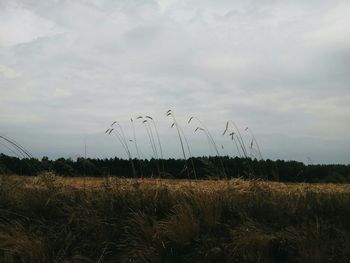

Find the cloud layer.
xmin=1 ymin=0 xmax=349 ymax=163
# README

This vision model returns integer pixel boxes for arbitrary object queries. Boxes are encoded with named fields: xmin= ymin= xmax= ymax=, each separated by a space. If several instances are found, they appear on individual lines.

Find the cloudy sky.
xmin=0 ymin=0 xmax=349 ymax=164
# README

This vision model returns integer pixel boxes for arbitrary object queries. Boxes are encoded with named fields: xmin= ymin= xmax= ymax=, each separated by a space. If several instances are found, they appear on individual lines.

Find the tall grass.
xmin=0 ymin=176 xmax=349 ymax=262
xmin=167 ymin=110 xmax=197 ymax=179
xmin=222 ymin=120 xmax=248 ymax=158
xmin=0 ymin=135 xmax=33 ymax=159
xmin=188 ymin=116 xmax=227 ymax=178
xmin=130 ymin=118 xmax=141 ymax=159
xmin=245 ymin=127 xmax=263 ymax=160
xmin=104 ymin=113 xmax=264 ymax=179
xmin=0 ymin=135 xmax=40 ymax=175
xmin=105 ymin=122 xmax=136 ymax=177
xmin=135 ymin=115 xmax=164 ymax=177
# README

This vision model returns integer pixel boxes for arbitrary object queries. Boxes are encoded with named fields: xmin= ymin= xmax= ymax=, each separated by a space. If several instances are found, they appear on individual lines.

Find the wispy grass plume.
xmin=167 ymin=110 xmax=197 ymax=179
xmin=105 ymin=121 xmax=136 ymax=177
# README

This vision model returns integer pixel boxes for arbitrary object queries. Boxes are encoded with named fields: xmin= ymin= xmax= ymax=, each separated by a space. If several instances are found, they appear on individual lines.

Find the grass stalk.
xmin=167 ymin=110 xmax=196 ymax=180
xmin=106 ymin=122 xmax=136 ymax=177
xmin=245 ymin=127 xmax=263 ymax=160
xmin=146 ymin=116 xmax=165 ymax=176
xmin=189 ymin=117 xmax=226 ymax=178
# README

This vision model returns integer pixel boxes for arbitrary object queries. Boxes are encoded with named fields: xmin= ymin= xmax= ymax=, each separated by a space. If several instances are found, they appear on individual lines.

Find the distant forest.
xmin=1 ymin=153 xmax=349 ymax=183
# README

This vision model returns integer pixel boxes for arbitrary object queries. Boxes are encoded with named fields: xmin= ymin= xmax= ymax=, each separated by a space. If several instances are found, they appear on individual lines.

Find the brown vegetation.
xmin=1 ymin=174 xmax=350 ymax=262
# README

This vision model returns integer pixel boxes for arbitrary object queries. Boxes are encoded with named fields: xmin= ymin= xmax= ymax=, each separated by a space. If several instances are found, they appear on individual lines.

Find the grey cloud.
xmin=0 ymin=0 xmax=349 ymax=163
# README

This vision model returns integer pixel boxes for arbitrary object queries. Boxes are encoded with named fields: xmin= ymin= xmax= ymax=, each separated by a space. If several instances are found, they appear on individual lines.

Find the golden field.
xmin=1 ymin=174 xmax=350 ymax=262
xmin=13 ymin=174 xmax=350 ymax=193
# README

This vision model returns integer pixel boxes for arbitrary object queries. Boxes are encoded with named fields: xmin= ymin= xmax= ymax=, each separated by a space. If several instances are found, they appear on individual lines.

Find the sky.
xmin=0 ymin=0 xmax=349 ymax=164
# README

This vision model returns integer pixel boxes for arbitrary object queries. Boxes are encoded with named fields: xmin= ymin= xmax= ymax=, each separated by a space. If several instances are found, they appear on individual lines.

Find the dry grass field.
xmin=13 ymin=175 xmax=350 ymax=193
xmin=1 ymin=174 xmax=350 ymax=262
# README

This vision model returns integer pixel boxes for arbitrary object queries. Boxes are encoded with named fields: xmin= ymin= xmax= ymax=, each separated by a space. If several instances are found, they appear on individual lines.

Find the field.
xmin=1 ymin=174 xmax=350 ymax=262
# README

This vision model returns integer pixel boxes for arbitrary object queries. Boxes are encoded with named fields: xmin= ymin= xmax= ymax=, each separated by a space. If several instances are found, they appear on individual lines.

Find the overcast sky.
xmin=0 ymin=0 xmax=349 ymax=164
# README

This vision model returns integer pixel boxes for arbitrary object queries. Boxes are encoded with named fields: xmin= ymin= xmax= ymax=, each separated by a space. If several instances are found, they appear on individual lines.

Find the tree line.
xmin=0 ymin=153 xmax=349 ymax=183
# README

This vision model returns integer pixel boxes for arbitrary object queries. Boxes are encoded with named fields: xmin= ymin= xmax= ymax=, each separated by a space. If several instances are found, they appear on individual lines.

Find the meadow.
xmin=1 ymin=174 xmax=349 ymax=263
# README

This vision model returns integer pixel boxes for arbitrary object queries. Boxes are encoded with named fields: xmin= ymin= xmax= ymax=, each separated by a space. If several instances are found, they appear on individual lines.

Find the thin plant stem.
xmin=130 ymin=118 xmax=144 ymax=178
xmin=167 ymin=110 xmax=196 ymax=180
xmin=146 ymin=116 xmax=165 ymax=176
xmin=189 ymin=117 xmax=226 ymax=178
xmin=130 ymin=118 xmax=141 ymax=159
xmin=245 ymin=127 xmax=263 ymax=160
xmin=0 ymin=135 xmax=33 ymax=159
xmin=228 ymin=121 xmax=248 ymax=158
xmin=106 ymin=122 xmax=136 ymax=177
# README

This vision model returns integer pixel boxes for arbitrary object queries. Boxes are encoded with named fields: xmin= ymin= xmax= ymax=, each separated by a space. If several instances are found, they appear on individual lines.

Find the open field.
xmin=1 ymin=174 xmax=350 ymax=262
xmin=10 ymin=175 xmax=350 ymax=193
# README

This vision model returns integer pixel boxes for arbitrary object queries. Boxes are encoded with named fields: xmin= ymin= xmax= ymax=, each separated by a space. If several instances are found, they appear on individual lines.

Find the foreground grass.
xmin=0 ymin=174 xmax=350 ymax=262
